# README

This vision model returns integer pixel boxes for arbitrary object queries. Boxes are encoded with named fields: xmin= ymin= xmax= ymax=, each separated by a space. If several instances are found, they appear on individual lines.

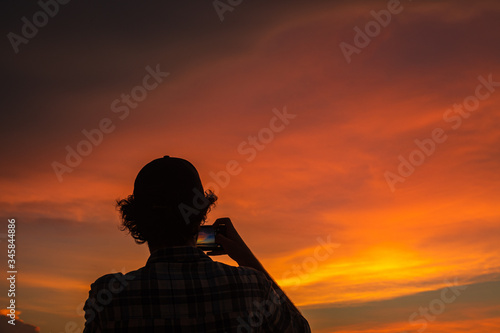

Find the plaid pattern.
xmin=83 ymin=246 xmax=310 ymax=332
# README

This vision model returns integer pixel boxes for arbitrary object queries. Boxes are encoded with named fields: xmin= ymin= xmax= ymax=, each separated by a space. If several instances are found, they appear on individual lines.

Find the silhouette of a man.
xmin=83 ymin=156 xmax=310 ymax=332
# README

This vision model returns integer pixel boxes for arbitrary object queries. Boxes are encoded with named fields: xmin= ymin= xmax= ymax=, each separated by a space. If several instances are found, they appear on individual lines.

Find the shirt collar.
xmin=146 ymin=246 xmax=213 ymax=265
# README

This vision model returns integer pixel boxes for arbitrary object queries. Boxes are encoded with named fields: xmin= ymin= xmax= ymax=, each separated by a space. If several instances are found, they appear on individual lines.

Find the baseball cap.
xmin=133 ymin=156 xmax=204 ymax=205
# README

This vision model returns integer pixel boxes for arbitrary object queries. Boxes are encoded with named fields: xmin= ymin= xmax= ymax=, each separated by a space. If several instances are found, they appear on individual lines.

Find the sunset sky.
xmin=1 ymin=0 xmax=499 ymax=332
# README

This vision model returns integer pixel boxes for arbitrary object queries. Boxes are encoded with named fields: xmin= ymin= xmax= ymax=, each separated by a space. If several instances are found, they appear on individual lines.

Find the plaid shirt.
xmin=83 ymin=246 xmax=310 ymax=332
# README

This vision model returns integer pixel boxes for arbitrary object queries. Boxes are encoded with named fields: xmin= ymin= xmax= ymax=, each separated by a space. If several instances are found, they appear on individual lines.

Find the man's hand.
xmin=207 ymin=217 xmax=261 ymax=269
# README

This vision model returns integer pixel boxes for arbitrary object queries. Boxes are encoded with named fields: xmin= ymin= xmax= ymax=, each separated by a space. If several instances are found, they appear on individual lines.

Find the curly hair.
xmin=116 ymin=190 xmax=217 ymax=245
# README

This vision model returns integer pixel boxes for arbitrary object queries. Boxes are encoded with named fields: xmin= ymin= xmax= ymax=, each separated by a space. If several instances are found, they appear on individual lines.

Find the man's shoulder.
xmin=210 ymin=261 xmax=270 ymax=283
xmin=221 ymin=263 xmax=264 ymax=276
xmin=90 ymin=268 xmax=142 ymax=290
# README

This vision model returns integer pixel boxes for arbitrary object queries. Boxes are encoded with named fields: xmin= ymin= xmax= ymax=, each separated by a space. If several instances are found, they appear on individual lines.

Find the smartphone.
xmin=196 ymin=224 xmax=225 ymax=251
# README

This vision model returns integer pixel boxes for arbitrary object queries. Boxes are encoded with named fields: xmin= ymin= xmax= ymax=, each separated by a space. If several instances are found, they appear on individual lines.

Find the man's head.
xmin=116 ymin=156 xmax=217 ymax=248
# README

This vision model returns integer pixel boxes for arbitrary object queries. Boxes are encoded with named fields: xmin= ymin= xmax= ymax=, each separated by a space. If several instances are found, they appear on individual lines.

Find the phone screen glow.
xmin=197 ymin=227 xmax=215 ymax=245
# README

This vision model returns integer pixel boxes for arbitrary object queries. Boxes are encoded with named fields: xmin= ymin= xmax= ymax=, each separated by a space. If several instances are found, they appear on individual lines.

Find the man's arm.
xmin=83 ymin=288 xmax=102 ymax=333
xmin=210 ymin=217 xmax=311 ymax=332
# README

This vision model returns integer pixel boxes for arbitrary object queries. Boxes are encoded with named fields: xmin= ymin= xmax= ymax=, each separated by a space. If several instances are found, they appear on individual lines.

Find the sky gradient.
xmin=1 ymin=0 xmax=500 ymax=332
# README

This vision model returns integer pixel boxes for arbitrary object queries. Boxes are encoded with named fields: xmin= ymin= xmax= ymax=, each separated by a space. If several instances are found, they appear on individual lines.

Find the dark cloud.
xmin=302 ymin=279 xmax=500 ymax=331
xmin=0 ymin=316 xmax=38 ymax=333
xmin=416 ymin=219 xmax=500 ymax=253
